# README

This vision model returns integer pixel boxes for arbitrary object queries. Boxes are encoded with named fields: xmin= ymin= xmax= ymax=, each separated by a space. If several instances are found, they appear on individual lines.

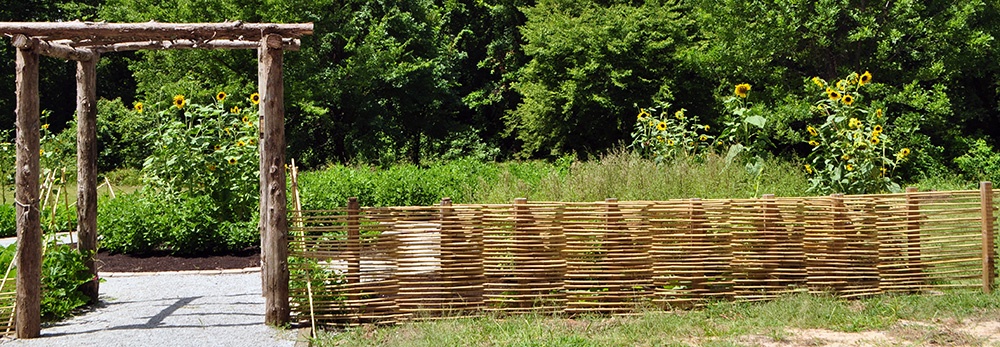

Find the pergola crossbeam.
xmin=82 ymin=38 xmax=301 ymax=52
xmin=0 ymin=20 xmax=312 ymax=42
xmin=12 ymin=35 xmax=96 ymax=61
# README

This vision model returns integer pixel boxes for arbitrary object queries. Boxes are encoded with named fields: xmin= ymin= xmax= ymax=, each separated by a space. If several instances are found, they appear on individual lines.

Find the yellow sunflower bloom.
xmin=900 ymin=148 xmax=911 ymax=156
xmin=809 ymin=140 xmax=819 ymax=146
xmin=214 ymin=145 xmax=221 ymax=151
xmin=657 ymin=122 xmax=667 ymax=131
xmin=804 ymin=164 xmax=813 ymax=174
xmin=859 ymin=71 xmax=872 ymax=86
xmin=237 ymin=140 xmax=246 ymax=147
xmin=675 ymin=110 xmax=684 ymax=119
xmin=734 ymin=83 xmax=751 ymax=98
xmin=134 ymin=102 xmax=143 ymax=113
xmin=846 ymin=164 xmax=854 ymax=171
xmin=807 ymin=126 xmax=818 ymax=136
xmin=637 ymin=108 xmax=650 ymax=120
xmin=841 ymin=154 xmax=850 ymax=160
xmin=667 ymin=140 xmax=675 ymax=146
xmin=231 ymin=106 xmax=240 ymax=114
xmin=216 ymin=92 xmax=227 ymax=102
xmin=699 ymin=135 xmax=708 ymax=141
xmin=828 ymin=89 xmax=841 ymax=100
xmin=228 ymin=158 xmax=237 ymax=165
xmin=873 ymin=125 xmax=882 ymax=133
xmin=41 ymin=124 xmax=49 ymax=130
xmin=880 ymin=167 xmax=887 ymax=176
xmin=836 ymin=80 xmax=846 ymax=91
xmin=703 ymin=125 xmax=710 ymax=131
xmin=812 ymin=76 xmax=824 ymax=88
xmin=225 ymin=127 xmax=231 ymax=136
xmin=842 ymin=94 xmax=854 ymax=106
xmin=875 ymin=108 xmax=883 ymax=118
xmin=871 ymin=137 xmax=880 ymax=145
xmin=657 ymin=135 xmax=664 ymax=143
xmin=250 ymin=93 xmax=260 ymax=105
xmin=173 ymin=95 xmax=186 ymax=109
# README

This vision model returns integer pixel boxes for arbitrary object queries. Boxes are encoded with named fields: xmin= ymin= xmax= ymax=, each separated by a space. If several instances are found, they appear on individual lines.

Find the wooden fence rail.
xmin=287 ymin=186 xmax=999 ymax=326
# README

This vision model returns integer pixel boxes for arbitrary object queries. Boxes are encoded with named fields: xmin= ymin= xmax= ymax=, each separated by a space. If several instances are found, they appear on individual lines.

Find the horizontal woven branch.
xmin=288 ymin=190 xmax=998 ymax=326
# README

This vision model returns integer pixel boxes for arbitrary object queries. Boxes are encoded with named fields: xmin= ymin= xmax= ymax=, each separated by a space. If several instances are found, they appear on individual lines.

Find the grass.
xmin=311 ymin=291 xmax=1000 ymax=346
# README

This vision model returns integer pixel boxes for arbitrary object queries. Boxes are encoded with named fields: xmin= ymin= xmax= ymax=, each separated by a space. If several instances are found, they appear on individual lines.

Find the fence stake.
xmin=347 ymin=197 xmax=360 ymax=285
xmin=981 ymin=182 xmax=994 ymax=294
xmin=904 ymin=187 xmax=922 ymax=287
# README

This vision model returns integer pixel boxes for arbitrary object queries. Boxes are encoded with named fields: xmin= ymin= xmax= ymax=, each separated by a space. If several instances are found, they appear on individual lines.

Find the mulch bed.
xmin=95 ymin=247 xmax=261 ymax=272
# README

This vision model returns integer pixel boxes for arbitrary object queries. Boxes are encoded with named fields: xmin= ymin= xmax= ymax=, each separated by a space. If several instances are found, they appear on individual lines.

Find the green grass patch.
xmin=312 ymin=291 xmax=1000 ymax=347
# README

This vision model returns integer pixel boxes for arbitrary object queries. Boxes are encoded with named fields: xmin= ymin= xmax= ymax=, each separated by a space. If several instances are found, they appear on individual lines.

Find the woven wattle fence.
xmin=287 ymin=184 xmax=999 ymax=326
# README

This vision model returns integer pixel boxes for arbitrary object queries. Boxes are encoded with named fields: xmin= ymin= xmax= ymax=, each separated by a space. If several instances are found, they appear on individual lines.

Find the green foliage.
xmin=97 ymin=191 xmax=259 ymax=255
xmin=510 ymin=0 xmax=695 ymax=158
xmin=0 ymin=205 xmax=11 ymax=238
xmin=629 ymin=105 xmax=713 ymax=162
xmin=40 ymin=243 xmax=92 ymax=321
xmin=141 ymin=93 xmax=259 ymax=221
xmin=803 ymin=72 xmax=908 ymax=194
xmin=954 ymin=138 xmax=1000 ymax=184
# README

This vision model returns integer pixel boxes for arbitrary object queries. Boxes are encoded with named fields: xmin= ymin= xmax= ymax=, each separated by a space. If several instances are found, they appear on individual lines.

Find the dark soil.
xmin=96 ymin=247 xmax=261 ymax=272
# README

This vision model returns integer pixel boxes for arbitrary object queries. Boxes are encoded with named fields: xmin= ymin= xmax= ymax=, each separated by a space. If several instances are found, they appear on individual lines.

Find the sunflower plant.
xmin=802 ymin=72 xmax=908 ymax=194
xmin=142 ymin=92 xmax=261 ymax=220
xmin=629 ymin=103 xmax=713 ymax=163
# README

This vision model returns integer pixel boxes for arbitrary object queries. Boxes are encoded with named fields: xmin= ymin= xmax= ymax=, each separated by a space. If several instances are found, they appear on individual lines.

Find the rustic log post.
xmin=981 ymin=182 xmax=994 ymax=294
xmin=13 ymin=34 xmax=41 ymax=338
xmin=346 ymin=197 xmax=360 ymax=285
xmin=258 ymin=33 xmax=289 ymax=325
xmin=76 ymin=53 xmax=99 ymax=303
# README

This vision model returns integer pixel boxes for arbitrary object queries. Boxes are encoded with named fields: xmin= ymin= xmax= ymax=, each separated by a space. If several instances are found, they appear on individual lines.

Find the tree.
xmin=508 ymin=0 xmax=696 ymax=158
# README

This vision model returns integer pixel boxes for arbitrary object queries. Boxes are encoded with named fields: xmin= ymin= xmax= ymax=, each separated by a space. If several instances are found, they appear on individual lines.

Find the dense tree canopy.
xmin=0 ymin=0 xmax=997 ymax=179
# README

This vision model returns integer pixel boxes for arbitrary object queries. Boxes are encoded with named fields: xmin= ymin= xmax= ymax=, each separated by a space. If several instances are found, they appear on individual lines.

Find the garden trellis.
xmin=0 ymin=21 xmax=312 ymax=338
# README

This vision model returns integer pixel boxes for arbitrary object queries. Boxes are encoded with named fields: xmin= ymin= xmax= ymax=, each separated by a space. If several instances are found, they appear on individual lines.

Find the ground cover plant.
xmin=313 ymin=291 xmax=1000 ymax=346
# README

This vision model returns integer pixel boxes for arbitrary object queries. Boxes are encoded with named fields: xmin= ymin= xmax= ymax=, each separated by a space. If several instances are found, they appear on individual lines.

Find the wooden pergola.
xmin=0 ymin=21 xmax=313 ymax=338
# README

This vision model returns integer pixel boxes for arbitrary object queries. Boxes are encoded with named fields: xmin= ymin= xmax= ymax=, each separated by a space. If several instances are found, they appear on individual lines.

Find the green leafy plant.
xmin=629 ymin=104 xmax=713 ymax=163
xmin=141 ymin=92 xmax=259 ymax=221
xmin=802 ymin=72 xmax=909 ymax=194
xmin=954 ymin=138 xmax=1000 ymax=184
xmin=40 ymin=242 xmax=93 ymax=320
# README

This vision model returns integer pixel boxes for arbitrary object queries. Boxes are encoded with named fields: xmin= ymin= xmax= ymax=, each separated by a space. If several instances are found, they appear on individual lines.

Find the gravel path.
xmin=1 ymin=271 xmax=300 ymax=347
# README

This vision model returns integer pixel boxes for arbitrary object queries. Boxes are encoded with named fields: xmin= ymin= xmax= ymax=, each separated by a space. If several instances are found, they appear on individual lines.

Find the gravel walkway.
xmin=0 ymin=270 xmax=300 ymax=347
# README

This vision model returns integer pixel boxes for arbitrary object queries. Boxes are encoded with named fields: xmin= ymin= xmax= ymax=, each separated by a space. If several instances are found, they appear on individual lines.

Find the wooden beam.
xmin=0 ymin=21 xmax=313 ymax=41
xmin=36 ymin=39 xmax=95 ymax=61
xmin=13 ymin=36 xmax=41 ymax=339
xmin=85 ymin=38 xmax=301 ymax=52
xmin=76 ymin=54 xmax=99 ymax=303
xmin=259 ymin=33 xmax=290 ymax=326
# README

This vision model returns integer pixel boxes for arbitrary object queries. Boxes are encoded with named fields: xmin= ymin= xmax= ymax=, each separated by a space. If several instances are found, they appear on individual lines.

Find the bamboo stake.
xmin=290 ymin=158 xmax=304 ymax=232
xmin=103 ymin=176 xmax=115 ymax=199
xmin=981 ymin=182 xmax=994 ymax=294
xmin=306 ymin=280 xmax=316 ymax=339
xmin=47 ymin=168 xmax=66 ymax=231
xmin=39 ymin=170 xmax=54 ymax=209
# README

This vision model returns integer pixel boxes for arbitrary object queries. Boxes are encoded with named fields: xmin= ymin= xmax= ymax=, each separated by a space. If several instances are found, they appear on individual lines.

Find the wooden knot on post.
xmin=12 ymin=34 xmax=35 ymax=50
xmin=265 ymin=33 xmax=283 ymax=49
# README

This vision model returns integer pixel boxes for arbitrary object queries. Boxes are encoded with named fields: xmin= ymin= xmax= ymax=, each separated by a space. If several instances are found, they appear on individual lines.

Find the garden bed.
xmin=94 ymin=247 xmax=260 ymax=272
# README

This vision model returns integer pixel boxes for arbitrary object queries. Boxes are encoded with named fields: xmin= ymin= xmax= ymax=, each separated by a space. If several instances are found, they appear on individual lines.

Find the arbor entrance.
xmin=0 ymin=21 xmax=313 ymax=338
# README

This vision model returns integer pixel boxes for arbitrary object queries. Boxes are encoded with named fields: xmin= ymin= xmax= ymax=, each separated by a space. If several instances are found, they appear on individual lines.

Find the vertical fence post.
xmin=259 ymin=33 xmax=290 ymax=325
xmin=981 ymin=182 xmax=994 ymax=294
xmin=904 ymin=187 xmax=922 ymax=286
xmin=76 ymin=53 xmax=99 ymax=304
xmin=347 ymin=197 xmax=361 ymax=285
xmin=13 ymin=34 xmax=41 ymax=339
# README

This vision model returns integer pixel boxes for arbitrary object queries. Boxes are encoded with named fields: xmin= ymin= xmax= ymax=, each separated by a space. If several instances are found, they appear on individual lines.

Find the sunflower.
xmin=214 ymin=145 xmax=221 ymax=151
xmin=39 ymin=149 xmax=43 ymax=155
xmin=841 ymin=154 xmax=850 ymax=160
xmin=242 ymin=115 xmax=250 ymax=124
xmin=667 ymin=140 xmax=675 ymax=146
xmin=880 ymin=167 xmax=887 ymax=176
xmin=231 ymin=106 xmax=240 ymax=114
xmin=699 ymin=135 xmax=708 ymax=141
xmin=41 ymin=124 xmax=49 ymax=130
xmin=836 ymin=80 xmax=846 ymax=91
xmin=842 ymin=94 xmax=854 ymax=106
xmin=207 ymin=164 xmax=216 ymax=172
xmin=248 ymin=139 xmax=254 ymax=145
xmin=703 ymin=125 xmax=710 ymax=131
xmin=637 ymin=108 xmax=650 ymax=120
xmin=846 ymin=164 xmax=854 ymax=171
xmin=859 ymin=71 xmax=872 ymax=86
xmin=225 ymin=127 xmax=231 ymax=136
xmin=899 ymin=148 xmax=911 ymax=156
xmin=807 ymin=126 xmax=818 ymax=136
xmin=657 ymin=135 xmax=664 ymax=143
xmin=809 ymin=140 xmax=819 ymax=146
xmin=871 ymin=137 xmax=880 ymax=145
xmin=228 ymin=158 xmax=237 ymax=165
xmin=216 ymin=92 xmax=227 ymax=102
xmin=875 ymin=108 xmax=883 ymax=118
xmin=873 ymin=125 xmax=883 ymax=133
xmin=827 ymin=89 xmax=841 ymax=100
xmin=237 ymin=140 xmax=246 ymax=147
xmin=173 ymin=95 xmax=185 ymax=109
xmin=250 ymin=93 xmax=260 ymax=105
xmin=848 ymin=118 xmax=859 ymax=129
xmin=812 ymin=76 xmax=824 ymax=88
xmin=134 ymin=102 xmax=143 ymax=113
xmin=734 ymin=83 xmax=751 ymax=98
xmin=804 ymin=164 xmax=813 ymax=174
xmin=657 ymin=122 xmax=667 ymax=131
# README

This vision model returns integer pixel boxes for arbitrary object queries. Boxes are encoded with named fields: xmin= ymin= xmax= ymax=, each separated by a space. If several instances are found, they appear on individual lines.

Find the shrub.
xmin=40 ymin=243 xmax=92 ymax=321
xmin=954 ymin=138 xmax=1000 ymax=184
xmin=0 ymin=205 xmax=13 ymax=238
